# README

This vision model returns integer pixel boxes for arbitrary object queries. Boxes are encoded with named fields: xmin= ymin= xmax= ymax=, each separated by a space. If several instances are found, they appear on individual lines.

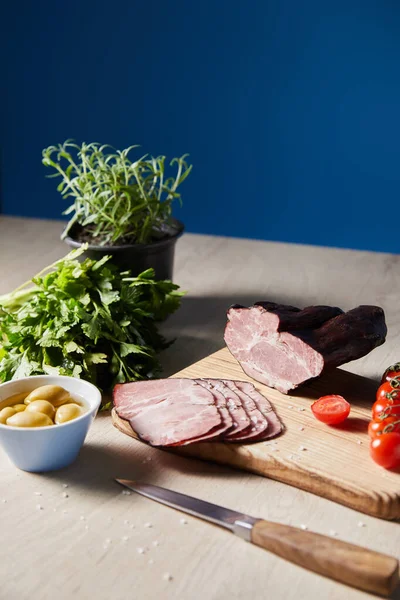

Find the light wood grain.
xmin=112 ymin=348 xmax=400 ymax=519
xmin=251 ymin=520 xmax=399 ymax=596
xmin=1 ymin=216 xmax=400 ymax=600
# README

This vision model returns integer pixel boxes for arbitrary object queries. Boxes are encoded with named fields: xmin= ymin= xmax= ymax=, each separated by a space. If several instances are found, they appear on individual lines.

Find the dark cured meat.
xmin=224 ymin=303 xmax=386 ymax=394
xmin=312 ymin=306 xmax=387 ymax=367
xmin=254 ymin=303 xmax=344 ymax=331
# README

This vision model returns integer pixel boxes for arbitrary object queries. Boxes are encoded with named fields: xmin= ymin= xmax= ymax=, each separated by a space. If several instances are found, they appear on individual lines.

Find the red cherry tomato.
xmin=376 ymin=381 xmax=400 ymax=405
xmin=372 ymin=398 xmax=392 ymax=419
xmin=311 ymin=395 xmax=350 ymax=425
xmin=390 ymin=376 xmax=400 ymax=388
xmin=368 ymin=417 xmax=400 ymax=439
xmin=372 ymin=398 xmax=400 ymax=420
xmin=370 ymin=432 xmax=400 ymax=469
xmin=381 ymin=363 xmax=400 ymax=384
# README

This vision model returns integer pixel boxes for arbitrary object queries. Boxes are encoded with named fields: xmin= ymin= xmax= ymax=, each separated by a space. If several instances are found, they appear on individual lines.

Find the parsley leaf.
xmin=0 ymin=250 xmax=184 ymax=407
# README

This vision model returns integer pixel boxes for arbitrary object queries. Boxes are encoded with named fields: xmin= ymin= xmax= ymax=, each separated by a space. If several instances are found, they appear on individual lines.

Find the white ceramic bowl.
xmin=0 ymin=375 xmax=101 ymax=472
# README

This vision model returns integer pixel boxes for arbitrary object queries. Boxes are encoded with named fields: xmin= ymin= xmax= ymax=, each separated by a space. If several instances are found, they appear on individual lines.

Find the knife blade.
xmin=115 ymin=478 xmax=399 ymax=597
xmin=116 ymin=478 xmax=258 ymax=539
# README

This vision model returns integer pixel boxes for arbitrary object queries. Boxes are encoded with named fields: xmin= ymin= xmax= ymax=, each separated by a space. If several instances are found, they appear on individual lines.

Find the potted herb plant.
xmin=42 ymin=141 xmax=192 ymax=280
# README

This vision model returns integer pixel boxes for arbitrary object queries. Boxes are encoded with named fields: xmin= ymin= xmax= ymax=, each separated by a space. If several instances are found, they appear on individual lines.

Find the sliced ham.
xmin=199 ymin=379 xmax=250 ymax=437
xmin=113 ymin=377 xmax=283 ymax=447
xmin=221 ymin=380 xmax=269 ymax=442
xmin=224 ymin=303 xmax=386 ymax=393
xmin=181 ymin=380 xmax=233 ymax=444
xmin=114 ymin=379 xmax=222 ymax=446
xmin=233 ymin=381 xmax=283 ymax=440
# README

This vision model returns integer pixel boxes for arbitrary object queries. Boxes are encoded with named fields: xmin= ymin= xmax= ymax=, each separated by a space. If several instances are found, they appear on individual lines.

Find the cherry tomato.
xmin=376 ymin=381 xmax=400 ymax=405
xmin=368 ymin=417 xmax=400 ymax=438
xmin=381 ymin=362 xmax=400 ymax=384
xmin=370 ymin=432 xmax=400 ymax=469
xmin=372 ymin=398 xmax=400 ymax=420
xmin=311 ymin=395 xmax=350 ymax=425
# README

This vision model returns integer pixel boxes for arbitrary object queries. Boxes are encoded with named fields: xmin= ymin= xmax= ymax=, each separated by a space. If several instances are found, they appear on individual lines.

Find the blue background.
xmin=2 ymin=0 xmax=400 ymax=252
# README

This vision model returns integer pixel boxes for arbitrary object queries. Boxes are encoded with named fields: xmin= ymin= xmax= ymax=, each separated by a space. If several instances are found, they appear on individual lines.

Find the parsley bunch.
xmin=0 ymin=248 xmax=183 ymax=405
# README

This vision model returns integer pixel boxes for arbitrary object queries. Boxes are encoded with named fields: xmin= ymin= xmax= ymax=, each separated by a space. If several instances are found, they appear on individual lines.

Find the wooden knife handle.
xmin=251 ymin=520 xmax=399 ymax=596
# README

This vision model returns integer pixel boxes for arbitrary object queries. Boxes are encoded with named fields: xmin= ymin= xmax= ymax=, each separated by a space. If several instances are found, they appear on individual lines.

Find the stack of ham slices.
xmin=113 ymin=378 xmax=282 ymax=446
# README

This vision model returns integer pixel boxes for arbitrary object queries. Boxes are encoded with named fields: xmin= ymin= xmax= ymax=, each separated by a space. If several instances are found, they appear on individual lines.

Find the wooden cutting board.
xmin=112 ymin=347 xmax=400 ymax=520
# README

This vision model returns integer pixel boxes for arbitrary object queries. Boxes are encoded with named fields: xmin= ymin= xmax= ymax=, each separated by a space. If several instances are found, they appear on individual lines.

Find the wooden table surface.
xmin=0 ymin=216 xmax=399 ymax=600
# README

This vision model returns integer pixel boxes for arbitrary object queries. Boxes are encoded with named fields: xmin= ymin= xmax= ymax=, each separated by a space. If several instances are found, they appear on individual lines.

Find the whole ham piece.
xmin=224 ymin=302 xmax=387 ymax=394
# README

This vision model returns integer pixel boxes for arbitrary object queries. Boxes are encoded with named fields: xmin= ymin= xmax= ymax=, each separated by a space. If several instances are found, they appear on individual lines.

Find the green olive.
xmin=26 ymin=400 xmax=55 ymax=420
xmin=24 ymin=385 xmax=70 ymax=407
xmin=13 ymin=404 xmax=27 ymax=413
xmin=55 ymin=403 xmax=82 ymax=424
xmin=6 ymin=411 xmax=53 ymax=428
xmin=0 ymin=407 xmax=17 ymax=424
xmin=0 ymin=392 xmax=27 ymax=411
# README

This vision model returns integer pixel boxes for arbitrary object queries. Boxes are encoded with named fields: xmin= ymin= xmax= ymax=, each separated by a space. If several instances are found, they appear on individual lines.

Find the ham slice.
xmin=114 ymin=379 xmax=222 ymax=446
xmin=221 ymin=380 xmax=269 ymax=442
xmin=113 ymin=378 xmax=283 ymax=447
xmin=173 ymin=381 xmax=233 ymax=445
xmin=233 ymin=381 xmax=283 ymax=440
xmin=199 ymin=379 xmax=250 ymax=437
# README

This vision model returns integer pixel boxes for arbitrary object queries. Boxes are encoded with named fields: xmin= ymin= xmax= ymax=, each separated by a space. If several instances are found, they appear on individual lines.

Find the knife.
xmin=116 ymin=479 xmax=399 ymax=596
